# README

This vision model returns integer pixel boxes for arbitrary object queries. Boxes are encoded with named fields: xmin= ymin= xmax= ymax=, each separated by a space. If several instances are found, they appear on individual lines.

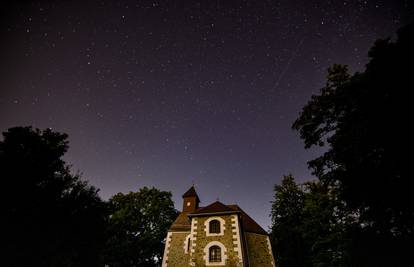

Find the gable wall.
xmin=191 ymin=215 xmax=243 ymax=266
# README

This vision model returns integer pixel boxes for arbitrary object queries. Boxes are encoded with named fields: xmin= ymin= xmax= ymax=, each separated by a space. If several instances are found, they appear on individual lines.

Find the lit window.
xmin=209 ymin=220 xmax=220 ymax=234
xmin=209 ymin=245 xmax=221 ymax=262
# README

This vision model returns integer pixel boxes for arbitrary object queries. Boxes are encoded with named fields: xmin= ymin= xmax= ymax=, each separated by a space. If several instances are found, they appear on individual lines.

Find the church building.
xmin=162 ymin=186 xmax=275 ymax=267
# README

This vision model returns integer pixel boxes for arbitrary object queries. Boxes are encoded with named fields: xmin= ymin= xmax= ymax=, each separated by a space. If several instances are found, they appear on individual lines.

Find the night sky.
xmin=1 ymin=0 xmax=412 ymax=229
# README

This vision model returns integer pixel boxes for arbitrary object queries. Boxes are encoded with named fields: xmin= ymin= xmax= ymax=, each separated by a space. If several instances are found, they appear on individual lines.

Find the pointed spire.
xmin=182 ymin=185 xmax=198 ymax=198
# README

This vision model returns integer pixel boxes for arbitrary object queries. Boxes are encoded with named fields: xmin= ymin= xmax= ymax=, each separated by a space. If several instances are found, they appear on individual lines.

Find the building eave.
xmin=188 ymin=210 xmax=241 ymax=217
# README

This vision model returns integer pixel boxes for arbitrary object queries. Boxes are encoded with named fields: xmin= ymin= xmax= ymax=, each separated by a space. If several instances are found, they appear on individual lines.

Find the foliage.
xmin=270 ymin=175 xmax=306 ymax=267
xmin=291 ymin=23 xmax=414 ymax=266
xmin=1 ymin=126 xmax=107 ymax=267
xmin=104 ymin=187 xmax=178 ymax=267
xmin=270 ymin=175 xmax=349 ymax=267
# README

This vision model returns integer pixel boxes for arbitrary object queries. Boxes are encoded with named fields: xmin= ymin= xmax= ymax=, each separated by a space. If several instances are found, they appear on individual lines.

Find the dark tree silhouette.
xmin=270 ymin=175 xmax=306 ymax=267
xmin=104 ymin=187 xmax=178 ymax=267
xmin=1 ymin=126 xmax=107 ymax=267
xmin=293 ymin=24 xmax=414 ymax=266
xmin=270 ymin=175 xmax=348 ymax=267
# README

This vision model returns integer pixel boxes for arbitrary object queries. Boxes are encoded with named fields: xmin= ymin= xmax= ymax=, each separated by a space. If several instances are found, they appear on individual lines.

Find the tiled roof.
xmin=169 ymin=201 xmax=268 ymax=235
xmin=169 ymin=211 xmax=192 ymax=231
xmin=189 ymin=201 xmax=235 ymax=215
xmin=228 ymin=205 xmax=268 ymax=235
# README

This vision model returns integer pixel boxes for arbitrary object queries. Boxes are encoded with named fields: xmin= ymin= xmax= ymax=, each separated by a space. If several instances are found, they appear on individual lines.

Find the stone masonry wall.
xmin=192 ymin=215 xmax=242 ymax=267
xmin=164 ymin=231 xmax=191 ymax=266
xmin=163 ymin=217 xmax=275 ymax=267
xmin=245 ymin=233 xmax=275 ymax=267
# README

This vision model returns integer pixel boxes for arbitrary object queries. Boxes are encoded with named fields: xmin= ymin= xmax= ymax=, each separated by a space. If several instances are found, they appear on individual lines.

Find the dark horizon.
xmin=1 ymin=0 xmax=412 ymax=229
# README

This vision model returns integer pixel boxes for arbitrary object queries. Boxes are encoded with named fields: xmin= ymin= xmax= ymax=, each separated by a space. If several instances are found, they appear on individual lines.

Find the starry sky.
xmin=1 ymin=0 xmax=412 ymax=229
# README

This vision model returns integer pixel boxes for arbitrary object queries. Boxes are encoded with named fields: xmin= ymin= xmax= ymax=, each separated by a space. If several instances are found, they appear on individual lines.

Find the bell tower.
xmin=182 ymin=185 xmax=200 ymax=212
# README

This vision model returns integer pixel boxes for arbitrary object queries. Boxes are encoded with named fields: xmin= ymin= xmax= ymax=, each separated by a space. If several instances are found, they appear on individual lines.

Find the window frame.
xmin=209 ymin=245 xmax=222 ymax=262
xmin=209 ymin=219 xmax=221 ymax=234
xmin=204 ymin=217 xmax=225 ymax=236
xmin=183 ymin=233 xmax=191 ymax=254
xmin=203 ymin=241 xmax=227 ymax=266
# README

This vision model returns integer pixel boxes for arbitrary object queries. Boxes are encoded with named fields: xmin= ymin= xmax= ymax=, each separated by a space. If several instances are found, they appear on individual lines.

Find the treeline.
xmin=1 ymin=126 xmax=177 ymax=267
xmin=269 ymin=24 xmax=414 ymax=267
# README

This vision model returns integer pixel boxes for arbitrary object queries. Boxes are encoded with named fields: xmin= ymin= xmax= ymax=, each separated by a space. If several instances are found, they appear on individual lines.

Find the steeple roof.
xmin=182 ymin=185 xmax=199 ymax=199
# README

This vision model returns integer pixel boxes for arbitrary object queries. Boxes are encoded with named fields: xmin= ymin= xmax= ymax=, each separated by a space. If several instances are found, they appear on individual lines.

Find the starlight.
xmin=0 ymin=0 xmax=410 ymax=230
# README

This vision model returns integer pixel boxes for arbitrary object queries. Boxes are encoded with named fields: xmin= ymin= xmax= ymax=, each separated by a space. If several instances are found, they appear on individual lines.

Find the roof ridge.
xmin=193 ymin=200 xmax=234 ymax=213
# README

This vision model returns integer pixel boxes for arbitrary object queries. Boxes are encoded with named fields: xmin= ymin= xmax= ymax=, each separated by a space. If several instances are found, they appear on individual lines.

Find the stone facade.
xmin=162 ymin=186 xmax=275 ymax=267
xmin=245 ymin=233 xmax=275 ymax=267
xmin=163 ymin=232 xmax=190 ymax=266
xmin=191 ymin=215 xmax=241 ymax=266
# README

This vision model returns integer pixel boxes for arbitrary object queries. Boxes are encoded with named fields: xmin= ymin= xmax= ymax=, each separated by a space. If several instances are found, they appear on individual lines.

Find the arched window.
xmin=203 ymin=241 xmax=227 ymax=265
xmin=209 ymin=245 xmax=221 ymax=262
xmin=204 ymin=217 xmax=225 ymax=236
xmin=209 ymin=219 xmax=220 ymax=234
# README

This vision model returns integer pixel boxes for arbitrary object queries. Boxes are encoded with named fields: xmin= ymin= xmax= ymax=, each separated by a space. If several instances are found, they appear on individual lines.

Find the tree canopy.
xmin=1 ymin=126 xmax=179 ymax=267
xmin=288 ymin=23 xmax=414 ymax=266
xmin=270 ymin=175 xmax=306 ymax=267
xmin=1 ymin=126 xmax=107 ymax=267
xmin=104 ymin=187 xmax=178 ymax=267
xmin=270 ymin=175 xmax=347 ymax=267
